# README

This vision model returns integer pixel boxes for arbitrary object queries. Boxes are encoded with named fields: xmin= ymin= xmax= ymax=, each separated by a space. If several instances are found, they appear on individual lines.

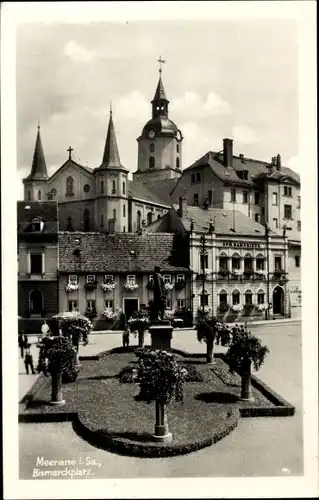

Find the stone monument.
xmin=149 ymin=266 xmax=173 ymax=351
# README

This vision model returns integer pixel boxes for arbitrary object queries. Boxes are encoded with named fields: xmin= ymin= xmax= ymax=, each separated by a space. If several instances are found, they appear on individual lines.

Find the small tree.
xmin=196 ymin=313 xmax=231 ymax=364
xmin=37 ymin=336 xmax=77 ymax=404
xmin=135 ymin=348 xmax=187 ymax=441
xmin=128 ymin=310 xmax=150 ymax=348
xmin=60 ymin=315 xmax=91 ymax=365
xmin=226 ymin=329 xmax=269 ymax=400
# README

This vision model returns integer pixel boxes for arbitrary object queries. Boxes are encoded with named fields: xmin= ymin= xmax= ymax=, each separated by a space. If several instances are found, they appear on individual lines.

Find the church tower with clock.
xmin=134 ymin=61 xmax=183 ymax=183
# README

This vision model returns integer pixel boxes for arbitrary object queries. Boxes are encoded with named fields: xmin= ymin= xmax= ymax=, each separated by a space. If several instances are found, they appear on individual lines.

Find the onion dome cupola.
xmin=23 ymin=125 xmax=49 ymax=182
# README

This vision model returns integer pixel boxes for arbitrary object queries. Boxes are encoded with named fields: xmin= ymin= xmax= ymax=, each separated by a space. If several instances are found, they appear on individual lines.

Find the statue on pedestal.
xmin=151 ymin=265 xmax=165 ymax=321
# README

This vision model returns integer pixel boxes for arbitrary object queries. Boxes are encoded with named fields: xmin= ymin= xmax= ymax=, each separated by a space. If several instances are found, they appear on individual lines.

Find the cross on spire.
xmin=158 ymin=56 xmax=166 ymax=74
xmin=67 ymin=146 xmax=74 ymax=160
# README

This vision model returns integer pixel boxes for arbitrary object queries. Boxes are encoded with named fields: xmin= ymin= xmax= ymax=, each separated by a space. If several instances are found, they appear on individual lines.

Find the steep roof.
xmin=173 ymin=205 xmax=278 ymax=237
xmin=128 ymin=180 xmax=170 ymax=207
xmin=23 ymin=127 xmax=48 ymax=181
xmin=58 ymin=232 xmax=189 ymax=273
xmin=17 ymin=201 xmax=58 ymax=233
xmin=97 ymin=110 xmax=128 ymax=171
xmin=152 ymin=75 xmax=168 ymax=102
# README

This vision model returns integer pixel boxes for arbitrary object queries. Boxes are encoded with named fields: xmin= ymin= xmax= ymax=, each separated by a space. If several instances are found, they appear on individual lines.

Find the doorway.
xmin=272 ymin=286 xmax=284 ymax=315
xmin=124 ymin=298 xmax=139 ymax=321
xmin=29 ymin=289 xmax=43 ymax=316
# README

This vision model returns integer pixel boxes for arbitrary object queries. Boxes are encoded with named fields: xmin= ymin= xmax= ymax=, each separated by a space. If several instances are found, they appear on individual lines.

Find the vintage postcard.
xmin=1 ymin=1 xmax=318 ymax=499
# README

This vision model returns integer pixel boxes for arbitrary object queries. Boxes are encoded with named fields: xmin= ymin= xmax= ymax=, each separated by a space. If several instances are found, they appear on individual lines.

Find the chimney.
xmin=223 ymin=138 xmax=233 ymax=167
xmin=179 ymin=197 xmax=187 ymax=217
xmin=276 ymin=154 xmax=281 ymax=171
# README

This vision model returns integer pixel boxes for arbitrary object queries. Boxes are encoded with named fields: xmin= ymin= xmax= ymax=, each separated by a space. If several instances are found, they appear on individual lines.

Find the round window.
xmin=84 ymin=184 xmax=90 ymax=193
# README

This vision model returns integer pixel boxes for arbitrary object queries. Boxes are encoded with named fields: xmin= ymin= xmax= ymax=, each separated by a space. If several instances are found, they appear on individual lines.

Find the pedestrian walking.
xmin=122 ymin=327 xmax=130 ymax=348
xmin=41 ymin=320 xmax=50 ymax=337
xmin=24 ymin=343 xmax=36 ymax=374
xmin=18 ymin=331 xmax=26 ymax=358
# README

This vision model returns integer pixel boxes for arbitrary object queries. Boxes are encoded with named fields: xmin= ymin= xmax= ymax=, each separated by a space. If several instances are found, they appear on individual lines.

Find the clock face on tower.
xmin=148 ymin=130 xmax=155 ymax=139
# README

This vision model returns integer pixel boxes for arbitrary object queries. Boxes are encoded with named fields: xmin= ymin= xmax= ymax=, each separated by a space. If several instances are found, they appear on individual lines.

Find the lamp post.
xmin=200 ymin=234 xmax=206 ymax=314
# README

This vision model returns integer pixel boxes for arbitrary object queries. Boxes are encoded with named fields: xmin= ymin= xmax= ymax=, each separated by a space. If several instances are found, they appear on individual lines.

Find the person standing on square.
xmin=41 ymin=320 xmax=50 ymax=338
xmin=24 ymin=343 xmax=36 ymax=374
xmin=122 ymin=327 xmax=130 ymax=347
xmin=18 ymin=331 xmax=26 ymax=358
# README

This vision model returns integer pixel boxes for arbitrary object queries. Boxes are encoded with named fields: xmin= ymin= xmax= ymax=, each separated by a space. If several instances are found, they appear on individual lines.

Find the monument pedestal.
xmin=152 ymin=400 xmax=172 ymax=443
xmin=149 ymin=320 xmax=173 ymax=350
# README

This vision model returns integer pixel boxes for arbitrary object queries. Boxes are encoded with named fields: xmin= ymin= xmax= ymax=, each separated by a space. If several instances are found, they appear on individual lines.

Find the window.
xmin=104 ymin=275 xmax=114 ymax=284
xmin=219 ymin=290 xmax=228 ymax=306
xmin=193 ymin=193 xmax=199 ymax=206
xmin=100 ymin=214 xmax=104 ymax=228
xmin=163 ymin=275 xmax=171 ymax=284
xmin=157 ymin=214 xmax=161 ymax=220
xmin=297 ymin=196 xmax=301 ymax=208
xmin=200 ymin=254 xmax=208 ymax=270
xmin=273 ymin=218 xmax=278 ymax=229
xmin=219 ymin=255 xmax=228 ymax=271
xmin=149 ymin=156 xmax=155 ymax=169
xmin=147 ymin=212 xmax=153 ymax=225
xmin=191 ymin=174 xmax=196 ymax=184
xmin=68 ymin=275 xmax=78 ymax=285
xmin=206 ymin=190 xmax=212 ymax=205
xmin=123 ymin=204 xmax=126 ymax=217
xmin=232 ymin=290 xmax=240 ymax=305
xmin=231 ymin=188 xmax=236 ymax=202
xmin=123 ymin=225 xmax=126 ymax=232
xmin=176 ymin=157 xmax=180 ymax=169
xmin=105 ymin=300 xmax=113 ymax=309
xmin=255 ymin=213 xmax=260 ymax=223
xmin=176 ymin=143 xmax=179 ymax=153
xmin=254 ymin=192 xmax=260 ymax=205
xmin=176 ymin=274 xmax=185 ymax=283
xmin=87 ymin=300 xmax=96 ymax=310
xmin=30 ymin=253 xmax=42 ymax=274
xmin=297 ymin=220 xmax=301 ymax=231
xmin=196 ymin=173 xmax=201 ymax=182
xmin=122 ymin=181 xmax=126 ymax=195
xmin=66 ymin=176 xmax=74 ymax=195
xmin=84 ymin=184 xmax=90 ymax=193
xmin=127 ymin=275 xmax=136 ymax=285
xmin=177 ymin=299 xmax=185 ymax=309
xmin=165 ymin=299 xmax=172 ymax=310
xmin=112 ymin=181 xmax=116 ymax=194
xmin=243 ymin=191 xmax=248 ymax=204
xmin=149 ymin=274 xmax=154 ymax=282
xmin=68 ymin=300 xmax=78 ymax=312
xmin=257 ymin=291 xmax=265 ymax=304
xmin=232 ymin=254 xmax=241 ymax=270
xmin=113 ymin=209 xmax=116 ymax=220
xmin=245 ymin=290 xmax=253 ymax=305
xmin=256 ymin=256 xmax=265 ymax=270
xmin=28 ymin=191 xmax=31 ymax=201
xmin=38 ymin=190 xmax=42 ymax=201
xmin=244 ymin=255 xmax=253 ymax=270
xmin=137 ymin=210 xmax=141 ymax=230
xmin=150 ymin=143 xmax=155 ymax=153
xmin=100 ymin=181 xmax=104 ymax=194
xmin=86 ymin=275 xmax=96 ymax=284
xmin=274 ymin=257 xmax=282 ymax=270
xmin=83 ymin=209 xmax=90 ymax=232
xmin=272 ymin=192 xmax=278 ymax=205
xmin=295 ymin=256 xmax=300 ymax=267
xmin=284 ymin=204 xmax=292 ymax=219
xmin=261 ymin=207 xmax=265 ymax=215
xmin=200 ymin=294 xmax=209 ymax=307
xmin=284 ymin=186 xmax=292 ymax=197
xmin=32 ymin=218 xmax=42 ymax=232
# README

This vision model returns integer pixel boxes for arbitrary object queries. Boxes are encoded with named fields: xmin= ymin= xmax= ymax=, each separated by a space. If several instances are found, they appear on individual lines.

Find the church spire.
xmin=101 ymin=106 xmax=125 ymax=169
xmin=25 ymin=125 xmax=48 ymax=180
xmin=151 ymin=57 xmax=169 ymax=118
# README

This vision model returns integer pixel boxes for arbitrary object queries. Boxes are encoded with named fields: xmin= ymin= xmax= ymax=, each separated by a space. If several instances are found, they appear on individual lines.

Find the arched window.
xmin=257 ymin=289 xmax=265 ymax=304
xmin=200 ymin=288 xmax=209 ymax=308
xmin=176 ymin=143 xmax=179 ymax=153
xmin=122 ymin=181 xmax=126 ymax=195
xmin=147 ymin=212 xmax=153 ymax=225
xmin=29 ymin=289 xmax=43 ymax=315
xmin=37 ymin=190 xmax=42 ymax=201
xmin=157 ymin=214 xmax=161 ymax=220
xmin=219 ymin=252 xmax=228 ymax=271
xmin=83 ymin=209 xmax=90 ymax=232
xmin=123 ymin=204 xmax=126 ymax=217
xmin=245 ymin=289 xmax=253 ymax=306
xmin=219 ymin=289 xmax=228 ymax=306
xmin=112 ymin=181 xmax=116 ymax=194
xmin=66 ymin=176 xmax=74 ymax=195
xmin=256 ymin=253 xmax=265 ymax=270
xmin=232 ymin=253 xmax=241 ymax=270
xmin=113 ymin=209 xmax=116 ymax=220
xmin=232 ymin=289 xmax=240 ymax=305
xmin=28 ymin=191 xmax=31 ymax=201
xmin=149 ymin=156 xmax=155 ymax=169
xmin=176 ymin=157 xmax=180 ymax=169
xmin=150 ymin=143 xmax=155 ymax=153
xmin=137 ymin=210 xmax=142 ymax=230
xmin=244 ymin=253 xmax=253 ymax=271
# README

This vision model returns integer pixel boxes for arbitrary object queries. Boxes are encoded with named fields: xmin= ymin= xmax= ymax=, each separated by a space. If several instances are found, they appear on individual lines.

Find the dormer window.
xmin=237 ymin=170 xmax=249 ymax=181
xmin=32 ymin=218 xmax=44 ymax=232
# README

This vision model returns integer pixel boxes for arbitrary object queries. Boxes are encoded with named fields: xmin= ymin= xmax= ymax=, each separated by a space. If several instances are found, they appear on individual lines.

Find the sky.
xmin=16 ymin=19 xmax=299 ymax=198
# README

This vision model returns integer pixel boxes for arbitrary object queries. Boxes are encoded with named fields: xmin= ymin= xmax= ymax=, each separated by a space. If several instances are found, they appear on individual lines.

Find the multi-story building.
xmin=18 ymin=201 xmax=59 ymax=331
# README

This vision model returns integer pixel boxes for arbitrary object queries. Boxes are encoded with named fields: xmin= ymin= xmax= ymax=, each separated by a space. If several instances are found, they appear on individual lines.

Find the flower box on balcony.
xmin=101 ymin=282 xmax=116 ymax=292
xmin=274 ymin=269 xmax=285 ymax=278
xmin=255 ymin=270 xmax=266 ymax=279
xmin=232 ymin=269 xmax=243 ymax=278
xmin=175 ymin=280 xmax=185 ymax=290
xmin=65 ymin=283 xmax=79 ymax=292
xmin=124 ymin=283 xmax=139 ymax=292
xmin=218 ymin=304 xmax=229 ymax=313
xmin=85 ymin=282 xmax=97 ymax=290
xmin=218 ymin=269 xmax=230 ymax=278
xmin=243 ymin=269 xmax=254 ymax=278
xmin=146 ymin=281 xmax=154 ymax=290
xmin=232 ymin=303 xmax=243 ymax=313
xmin=164 ymin=282 xmax=174 ymax=291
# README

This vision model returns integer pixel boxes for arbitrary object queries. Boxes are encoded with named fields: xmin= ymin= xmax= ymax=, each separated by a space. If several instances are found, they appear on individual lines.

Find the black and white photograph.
xmin=1 ymin=1 xmax=318 ymax=499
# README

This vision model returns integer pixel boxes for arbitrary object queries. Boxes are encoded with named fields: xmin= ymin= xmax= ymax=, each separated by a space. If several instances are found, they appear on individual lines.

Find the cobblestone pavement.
xmin=19 ymin=322 xmax=303 ymax=479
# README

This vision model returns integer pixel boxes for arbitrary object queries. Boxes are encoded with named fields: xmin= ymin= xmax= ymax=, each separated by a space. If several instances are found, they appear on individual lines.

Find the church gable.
xmin=46 ymin=160 xmax=95 ymax=202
